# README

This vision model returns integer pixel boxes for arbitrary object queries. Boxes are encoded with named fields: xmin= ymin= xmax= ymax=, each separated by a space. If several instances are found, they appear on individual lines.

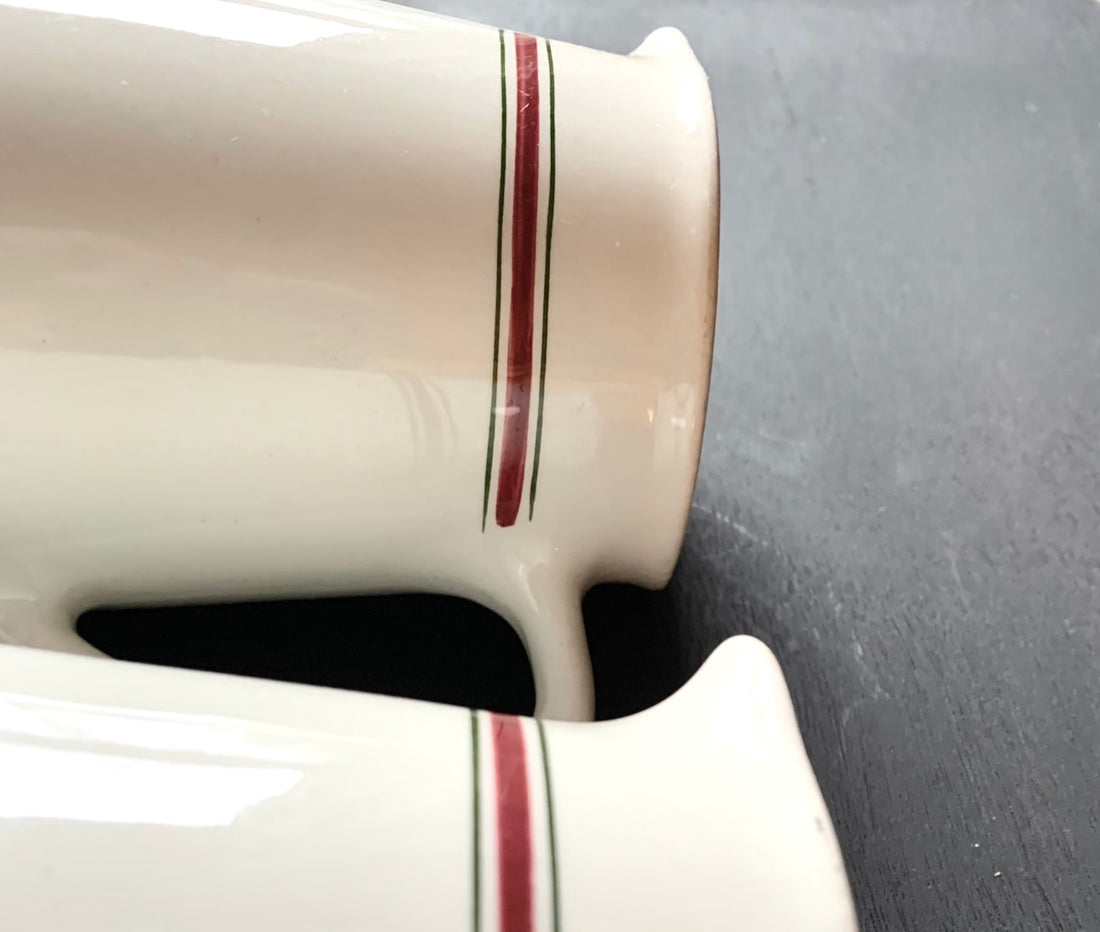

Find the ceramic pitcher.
xmin=0 ymin=0 xmax=719 ymax=720
xmin=0 ymin=636 xmax=857 ymax=931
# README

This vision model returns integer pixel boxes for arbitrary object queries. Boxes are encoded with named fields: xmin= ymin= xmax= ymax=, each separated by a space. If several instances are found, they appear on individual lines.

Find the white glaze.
xmin=0 ymin=0 xmax=719 ymax=720
xmin=0 ymin=636 xmax=857 ymax=931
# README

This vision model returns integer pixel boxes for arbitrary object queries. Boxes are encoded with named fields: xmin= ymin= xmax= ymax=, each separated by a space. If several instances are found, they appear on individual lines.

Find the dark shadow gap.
xmin=77 ymin=582 xmax=685 ymax=721
xmin=79 ymin=594 xmax=536 ymax=716
xmin=583 ymin=583 xmax=688 ymax=720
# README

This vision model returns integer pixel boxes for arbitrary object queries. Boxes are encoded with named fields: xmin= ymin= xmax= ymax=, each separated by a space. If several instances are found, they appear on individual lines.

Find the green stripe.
xmin=470 ymin=709 xmax=482 ymax=932
xmin=482 ymin=27 xmax=509 ymax=531
xmin=528 ymin=39 xmax=556 ymax=520
xmin=536 ymin=718 xmax=561 ymax=932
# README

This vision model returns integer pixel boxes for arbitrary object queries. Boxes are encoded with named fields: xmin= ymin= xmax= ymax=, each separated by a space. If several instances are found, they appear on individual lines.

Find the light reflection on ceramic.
xmin=0 ymin=637 xmax=857 ymax=931
xmin=0 ymin=0 xmax=719 ymax=722
xmin=0 ymin=745 xmax=303 ymax=827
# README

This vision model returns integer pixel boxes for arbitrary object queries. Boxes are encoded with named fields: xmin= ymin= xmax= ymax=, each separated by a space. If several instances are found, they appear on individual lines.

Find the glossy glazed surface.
xmin=0 ymin=636 xmax=856 ymax=930
xmin=0 ymin=0 xmax=719 ymax=720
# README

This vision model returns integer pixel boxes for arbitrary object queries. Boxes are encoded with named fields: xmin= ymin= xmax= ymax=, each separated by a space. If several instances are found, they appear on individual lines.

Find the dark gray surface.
xmin=83 ymin=2 xmax=1100 ymax=930
xmin=417 ymin=1 xmax=1100 ymax=929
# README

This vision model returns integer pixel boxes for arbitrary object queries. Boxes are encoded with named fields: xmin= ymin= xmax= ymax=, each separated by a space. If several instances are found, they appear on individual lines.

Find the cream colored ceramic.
xmin=0 ymin=636 xmax=856 ymax=930
xmin=0 ymin=0 xmax=719 ymax=721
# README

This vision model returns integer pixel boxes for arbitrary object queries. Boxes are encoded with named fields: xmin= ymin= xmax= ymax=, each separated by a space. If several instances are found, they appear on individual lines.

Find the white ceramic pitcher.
xmin=0 ymin=636 xmax=857 ymax=931
xmin=0 ymin=0 xmax=719 ymax=720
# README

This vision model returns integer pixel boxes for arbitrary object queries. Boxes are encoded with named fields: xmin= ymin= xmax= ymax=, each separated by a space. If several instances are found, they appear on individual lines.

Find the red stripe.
xmin=491 ymin=713 xmax=533 ymax=932
xmin=495 ymin=33 xmax=541 ymax=527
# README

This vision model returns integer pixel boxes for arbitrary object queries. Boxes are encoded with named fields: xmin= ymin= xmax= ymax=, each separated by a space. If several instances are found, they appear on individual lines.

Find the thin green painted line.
xmin=535 ymin=718 xmax=561 ymax=932
xmin=528 ymin=39 xmax=556 ymax=521
xmin=482 ymin=27 xmax=509 ymax=532
xmin=470 ymin=709 xmax=482 ymax=932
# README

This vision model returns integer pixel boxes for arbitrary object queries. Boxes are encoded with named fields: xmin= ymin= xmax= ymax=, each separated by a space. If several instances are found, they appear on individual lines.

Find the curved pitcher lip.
xmin=630 ymin=24 xmax=704 ymax=61
xmin=580 ymin=635 xmax=860 ymax=932
xmin=679 ymin=636 xmax=859 ymax=932
xmin=630 ymin=27 xmax=720 ymax=589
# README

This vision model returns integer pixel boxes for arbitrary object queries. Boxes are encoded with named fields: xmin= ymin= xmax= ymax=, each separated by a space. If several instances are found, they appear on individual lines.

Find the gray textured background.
xmin=411 ymin=1 xmax=1100 ymax=929
xmin=82 ymin=2 xmax=1100 ymax=929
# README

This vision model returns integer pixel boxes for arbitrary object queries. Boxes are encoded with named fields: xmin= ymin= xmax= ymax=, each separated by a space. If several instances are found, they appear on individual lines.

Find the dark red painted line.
xmin=495 ymin=32 xmax=541 ymax=528
xmin=490 ymin=712 xmax=533 ymax=932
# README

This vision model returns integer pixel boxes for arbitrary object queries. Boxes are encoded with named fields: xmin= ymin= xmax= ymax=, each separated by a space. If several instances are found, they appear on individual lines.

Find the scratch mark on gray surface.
xmin=766 ymin=45 xmax=798 ymax=129
xmin=942 ymin=532 xmax=972 ymax=611
xmin=722 ymin=427 xmax=816 ymax=480
xmin=692 ymin=503 xmax=767 ymax=547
